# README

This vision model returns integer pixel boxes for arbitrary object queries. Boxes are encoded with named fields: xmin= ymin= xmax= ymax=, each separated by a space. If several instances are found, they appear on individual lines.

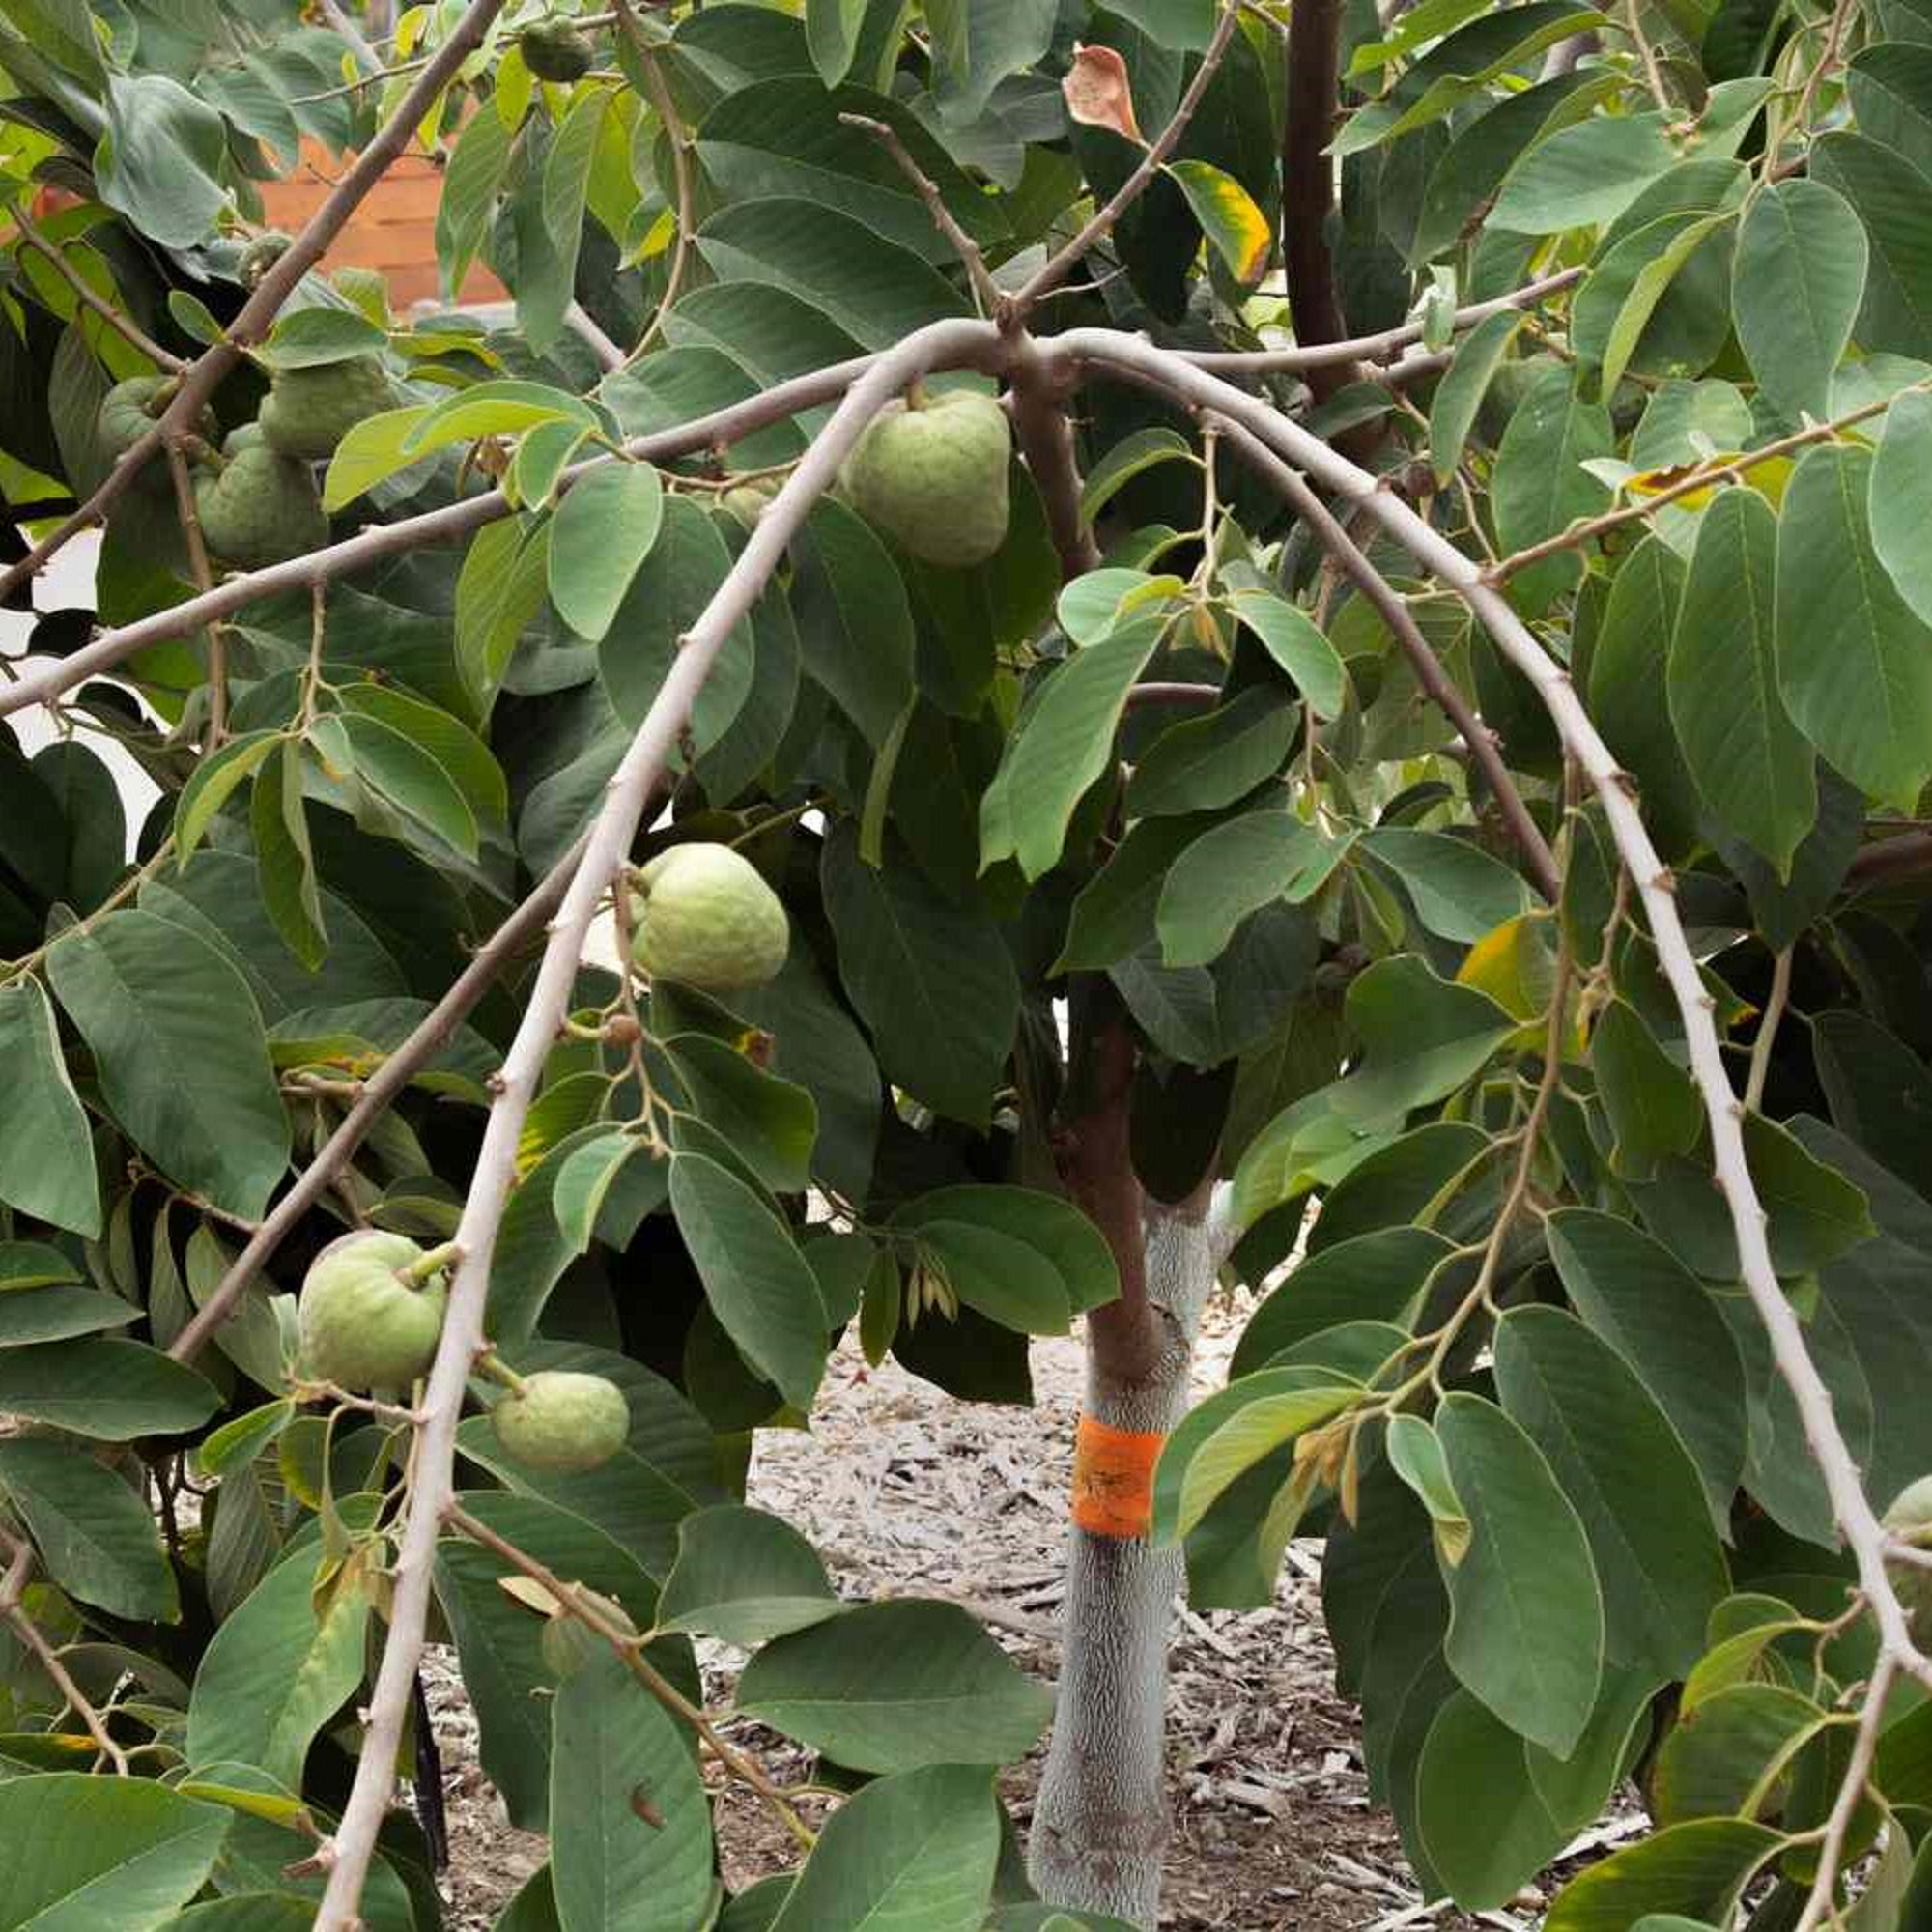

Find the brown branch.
xmin=1045 ymin=324 xmax=1932 ymax=1705
xmin=0 ymin=1526 xmax=130 ymax=1774
xmin=615 ymin=0 xmax=692 ymax=363
xmin=1208 ymin=412 xmax=1561 ymax=901
xmin=11 ymin=215 xmax=188 ymax=374
xmin=1184 ymin=268 xmax=1583 ymax=374
xmin=1489 ymin=373 xmax=1932 ymax=583
xmin=445 ymin=1502 xmax=814 ymax=1847
xmin=1124 ymin=681 xmax=1220 ymax=708
xmin=0 ymin=0 xmax=512 ymax=610
xmin=1009 ymin=1 xmax=1243 ymax=316
xmin=1848 ymin=827 xmax=1932 ymax=887
xmin=166 ymin=834 xmax=590 ymax=1367
xmin=838 ymin=113 xmax=1001 ymax=315
xmin=1008 ymin=328 xmax=1102 ymax=577
xmin=311 ymin=315 xmax=1007 ymax=1929
xmin=1282 ymin=0 xmax=1350 ymax=398
xmin=0 ymin=349 xmax=883 ymax=720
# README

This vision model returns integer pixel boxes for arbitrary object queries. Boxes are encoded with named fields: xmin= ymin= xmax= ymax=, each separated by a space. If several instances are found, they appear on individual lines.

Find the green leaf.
xmin=0 ymin=1336 xmax=218 ymax=1439
xmin=402 ymin=381 xmax=600 ymax=458
xmin=789 ymin=497 xmax=916 ymax=748
xmin=323 ymin=406 xmax=438 ymax=513
xmin=0 ymin=1774 xmax=230 ymax=1931
xmin=330 ymin=712 xmax=481 ymax=856
xmin=695 ymin=199 xmax=968 ymax=350
xmin=1492 ymin=364 xmax=1615 ymax=611
xmin=1156 ymin=814 xmax=1346 ymax=967
xmin=821 ymin=825 xmax=1019 ymax=1128
xmin=438 ymin=100 xmax=513 ymax=299
xmin=1731 ymin=180 xmax=1865 ymax=420
xmin=1776 ymin=442 xmax=1932 ymax=809
xmin=737 ymin=1600 xmax=1054 ymax=1772
xmin=1435 ymin=1391 xmax=1604 ymax=1759
xmin=457 ymin=518 xmax=552 ymax=705
xmin=1126 ymin=687 xmax=1299 ymax=817
xmin=806 ymin=0 xmax=870 ymax=84
xmin=0 ymin=1279 xmax=134 ymax=1346
xmin=1231 ymin=1226 xmax=1456 ymax=1373
xmin=661 ymin=1035 xmax=816 ymax=1195
xmin=1416 ymin=1690 xmax=1568 ymax=1909
xmin=979 ymin=611 xmax=1166 ymax=880
xmin=668 ymin=1152 xmax=827 ymax=1413
xmin=1810 ymin=130 xmax=1932 ymax=360
xmin=1489 ymin=111 xmax=1679 ymax=234
xmin=548 ymin=463 xmax=666 ymax=644
xmin=1591 ymin=998 xmax=1701 ymax=1180
xmin=889 ymin=1185 xmax=1118 ymax=1313
xmin=336 ymin=682 xmax=507 ymax=829
xmin=1494 ymin=1307 xmax=1728 ymax=1680
xmin=657 ymin=1504 xmax=839 ymax=1644
xmin=174 ymin=729 xmax=282 ymax=863
xmin=1331 ymin=955 xmax=1517 ymax=1125
xmin=257 ymin=308 xmax=386 ymax=373
xmin=550 ymin=1649 xmax=713 ymax=1932
xmin=186 ymin=1549 xmax=372 ymax=1790
xmin=96 ymin=74 xmax=228 ymax=247
xmin=1080 ymin=428 xmax=1196 ymax=526
xmin=1649 ymin=1681 xmax=1825 ymax=1825
xmin=1596 ymin=213 xmax=1734 ymax=402
xmin=0 ymin=1437 xmax=176 ymax=1620
xmin=1869 ymin=388 xmax=1932 ymax=630
xmin=1545 ymin=1208 xmax=1748 ymax=1528
xmin=46 ymin=909 xmax=290 ymax=1222
xmin=0 ymin=977 xmax=100 ymax=1235
xmin=1747 ymin=1111 xmax=1875 ymax=1273
xmin=1429 ymin=310 xmax=1522 ymax=486
xmin=924 ymin=0 xmax=1056 ymax=124
xmin=1225 ymin=590 xmax=1348 ymax=717
xmin=1167 ymin=159 xmax=1272 ymax=284
xmin=252 ymin=744 xmax=327 ymax=973
xmin=1544 ymin=1819 xmax=1781 ymax=1930
xmin=1386 ymin=1414 xmax=1472 ymax=1565
xmin=1359 ymin=829 xmax=1533 ymax=944
xmin=1667 ymin=486 xmax=1814 ymax=873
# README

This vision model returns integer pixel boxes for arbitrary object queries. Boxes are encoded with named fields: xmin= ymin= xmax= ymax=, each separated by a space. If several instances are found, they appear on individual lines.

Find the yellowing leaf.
xmin=1167 ymin=159 xmax=1272 ymax=285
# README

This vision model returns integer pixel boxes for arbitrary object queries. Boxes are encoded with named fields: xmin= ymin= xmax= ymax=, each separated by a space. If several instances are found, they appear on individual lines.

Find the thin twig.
xmin=615 ymin=0 xmax=692 ymax=363
xmin=1209 ymin=413 xmax=1560 ymax=902
xmin=1745 ymin=944 xmax=1793 ymax=1112
xmin=1009 ymin=2 xmax=1243 ymax=315
xmin=838 ymin=113 xmax=1001 ymax=315
xmin=445 ymin=1503 xmax=815 ymax=1847
xmin=1793 ymin=1655 xmax=1896 ymax=1932
xmin=0 ymin=1527 xmax=131 ymax=1774
xmin=1623 ymin=0 xmax=1675 ymax=113
xmin=163 ymin=442 xmax=225 ymax=743
xmin=1124 ymin=681 xmax=1221 ymax=709
xmin=10 ymin=214 xmax=188 ymax=373
xmin=310 ymin=315 xmax=1005 ymax=1929
xmin=0 ymin=0 xmax=514 ymax=611
xmin=1048 ymin=325 xmax=1932 ymax=1702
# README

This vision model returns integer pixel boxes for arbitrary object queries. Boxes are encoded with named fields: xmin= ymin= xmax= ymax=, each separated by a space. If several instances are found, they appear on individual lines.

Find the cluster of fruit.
xmin=94 ymin=353 xmax=397 ymax=571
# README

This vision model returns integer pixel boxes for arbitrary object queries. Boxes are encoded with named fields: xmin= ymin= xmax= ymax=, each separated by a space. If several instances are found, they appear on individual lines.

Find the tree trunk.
xmin=1027 ymin=1196 xmax=1219 ymax=1927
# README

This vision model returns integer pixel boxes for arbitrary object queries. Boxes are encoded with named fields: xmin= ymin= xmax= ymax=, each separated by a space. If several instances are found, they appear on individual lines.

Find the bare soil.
xmin=426 ymin=1301 xmax=1635 ymax=1929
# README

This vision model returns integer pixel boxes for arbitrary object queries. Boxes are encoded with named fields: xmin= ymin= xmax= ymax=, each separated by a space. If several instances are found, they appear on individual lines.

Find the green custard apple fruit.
xmin=719 ymin=479 xmax=779 ymax=528
xmin=538 ymin=1591 xmax=637 ymax=1678
xmin=259 ymin=355 xmax=399 ymax=460
xmin=489 ymin=1370 xmax=630 ymax=1474
xmin=298 ymin=1231 xmax=448 ymax=1391
xmin=1884 ymin=1475 xmax=1932 ymax=1633
xmin=519 ymin=20 xmax=594 ymax=81
xmin=97 ymin=377 xmax=216 ymax=461
xmin=841 ymin=385 xmax=1011 ymax=568
xmin=628 ymin=842 xmax=789 ymax=993
xmin=194 ymin=443 xmax=330 ymax=569
xmin=238 ymin=228 xmax=292 ymax=290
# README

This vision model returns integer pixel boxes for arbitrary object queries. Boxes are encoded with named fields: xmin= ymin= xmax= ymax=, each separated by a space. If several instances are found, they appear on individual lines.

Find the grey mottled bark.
xmin=1027 ymin=1192 xmax=1230 ymax=1926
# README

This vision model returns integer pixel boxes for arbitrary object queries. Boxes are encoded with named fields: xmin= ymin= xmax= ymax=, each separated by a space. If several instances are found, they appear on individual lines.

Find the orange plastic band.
xmin=1070 ymin=1412 xmax=1166 ymax=1539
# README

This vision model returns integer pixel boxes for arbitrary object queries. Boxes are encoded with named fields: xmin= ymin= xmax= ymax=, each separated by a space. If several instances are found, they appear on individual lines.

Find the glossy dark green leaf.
xmin=656 ymin=1504 xmax=839 ymax=1644
xmin=0 ymin=977 xmax=99 ymax=1235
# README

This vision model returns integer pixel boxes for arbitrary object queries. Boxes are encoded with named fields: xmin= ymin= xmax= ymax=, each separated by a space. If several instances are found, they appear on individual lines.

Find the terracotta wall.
xmin=258 ymin=140 xmax=505 ymax=310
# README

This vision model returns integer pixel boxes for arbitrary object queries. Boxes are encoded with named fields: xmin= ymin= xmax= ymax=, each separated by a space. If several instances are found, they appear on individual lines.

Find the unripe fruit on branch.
xmin=628 ymin=843 xmax=788 ymax=994
xmin=259 ymin=355 xmax=400 ymax=461
xmin=1884 ymin=1475 xmax=1932 ymax=1634
xmin=97 ymin=377 xmax=216 ymax=460
xmin=193 ymin=440 xmax=329 ymax=569
xmin=840 ymin=385 xmax=1011 ymax=568
xmin=519 ymin=21 xmax=594 ymax=81
xmin=489 ymin=1370 xmax=630 ymax=1474
xmin=298 ymin=1231 xmax=448 ymax=1391
xmin=238 ymin=228 xmax=293 ymax=290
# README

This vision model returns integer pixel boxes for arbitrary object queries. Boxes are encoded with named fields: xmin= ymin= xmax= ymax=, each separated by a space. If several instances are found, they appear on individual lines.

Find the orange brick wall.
xmin=260 ymin=141 xmax=505 ymax=309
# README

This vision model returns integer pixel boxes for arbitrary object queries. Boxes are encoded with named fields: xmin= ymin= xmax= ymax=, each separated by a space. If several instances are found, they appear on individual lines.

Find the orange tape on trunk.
xmin=1070 ymin=1413 xmax=1166 ymax=1539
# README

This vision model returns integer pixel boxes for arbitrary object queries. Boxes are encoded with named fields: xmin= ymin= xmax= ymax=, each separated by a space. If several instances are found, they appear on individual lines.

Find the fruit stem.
xmin=399 ymin=1240 xmax=462 ymax=1287
xmin=903 ymin=375 xmax=930 ymax=409
xmin=473 ymin=1350 xmax=529 ymax=1396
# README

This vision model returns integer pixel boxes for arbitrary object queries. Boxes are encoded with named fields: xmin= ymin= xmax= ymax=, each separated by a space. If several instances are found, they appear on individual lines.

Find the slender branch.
xmin=615 ymin=0 xmax=693 ymax=363
xmin=0 ymin=0 xmax=513 ymax=610
xmin=311 ymin=316 xmax=1007 ymax=1928
xmin=0 ymin=352 xmax=880 ymax=720
xmin=1047 ymin=324 xmax=1932 ymax=1700
xmin=167 ymin=834 xmax=592 ymax=1365
xmin=1208 ymin=413 xmax=1561 ymax=902
xmin=1186 ymin=268 xmax=1583 ymax=373
xmin=1745 ymin=944 xmax=1793 ymax=1112
xmin=0 ymin=1527 xmax=130 ymax=1774
xmin=1281 ymin=0 xmax=1350 ymax=397
xmin=1846 ymin=826 xmax=1932 ymax=888
xmin=1009 ymin=2 xmax=1243 ymax=315
xmin=1793 ymin=1654 xmax=1896 ymax=1932
xmin=1489 ymin=374 xmax=1932 ymax=582
xmin=838 ymin=113 xmax=1001 ymax=315
xmin=1124 ymin=681 xmax=1220 ymax=708
xmin=1622 ymin=0 xmax=1676 ymax=114
xmin=1007 ymin=328 xmax=1101 ymax=578
xmin=445 ymin=1503 xmax=814 ymax=1847
xmin=565 ymin=302 xmax=625 ymax=373
xmin=10 ymin=215 xmax=188 ymax=374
